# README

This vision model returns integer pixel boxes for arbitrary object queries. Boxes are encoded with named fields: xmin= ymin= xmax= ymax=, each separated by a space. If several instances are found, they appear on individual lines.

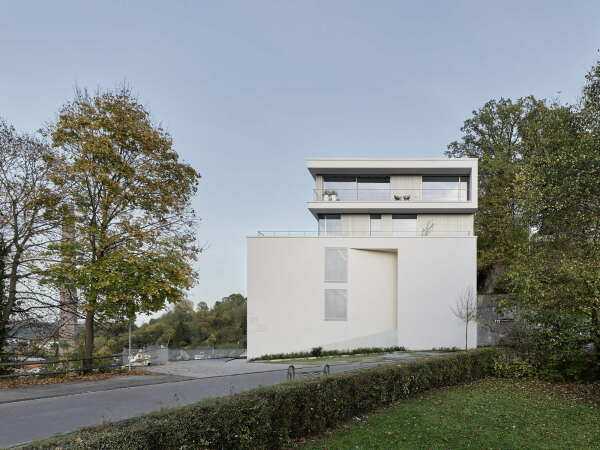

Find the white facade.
xmin=247 ymin=158 xmax=478 ymax=359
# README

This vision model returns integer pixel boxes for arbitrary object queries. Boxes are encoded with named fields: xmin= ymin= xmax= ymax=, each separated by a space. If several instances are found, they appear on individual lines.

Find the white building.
xmin=247 ymin=158 xmax=478 ymax=359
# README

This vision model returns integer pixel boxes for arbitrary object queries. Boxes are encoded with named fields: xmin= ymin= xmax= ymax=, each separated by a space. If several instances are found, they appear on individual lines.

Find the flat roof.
xmin=306 ymin=157 xmax=477 ymax=177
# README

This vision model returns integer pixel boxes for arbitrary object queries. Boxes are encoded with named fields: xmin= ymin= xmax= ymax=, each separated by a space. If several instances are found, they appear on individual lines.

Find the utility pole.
xmin=128 ymin=317 xmax=132 ymax=371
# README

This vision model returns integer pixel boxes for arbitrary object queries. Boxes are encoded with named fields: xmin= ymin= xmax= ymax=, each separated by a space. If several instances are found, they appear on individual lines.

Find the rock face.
xmin=477 ymin=294 xmax=516 ymax=346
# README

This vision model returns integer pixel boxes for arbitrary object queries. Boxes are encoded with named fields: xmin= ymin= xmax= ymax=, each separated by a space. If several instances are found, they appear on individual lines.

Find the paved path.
xmin=0 ymin=353 xmax=446 ymax=447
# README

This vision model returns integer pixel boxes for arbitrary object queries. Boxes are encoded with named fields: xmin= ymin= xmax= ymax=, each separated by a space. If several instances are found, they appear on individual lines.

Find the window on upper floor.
xmin=392 ymin=214 xmax=417 ymax=236
xmin=322 ymin=176 xmax=390 ymax=201
xmin=318 ymin=214 xmax=341 ymax=236
xmin=422 ymin=176 xmax=469 ymax=201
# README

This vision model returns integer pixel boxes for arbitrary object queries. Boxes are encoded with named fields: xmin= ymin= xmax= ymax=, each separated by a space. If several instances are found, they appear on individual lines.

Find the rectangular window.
xmin=357 ymin=176 xmax=390 ymax=201
xmin=318 ymin=214 xmax=341 ymax=236
xmin=323 ymin=176 xmax=356 ymax=201
xmin=325 ymin=247 xmax=348 ymax=282
xmin=325 ymin=289 xmax=347 ymax=321
xmin=392 ymin=214 xmax=417 ymax=236
xmin=322 ymin=175 xmax=390 ymax=201
xmin=370 ymin=214 xmax=382 ymax=236
xmin=422 ymin=176 xmax=469 ymax=201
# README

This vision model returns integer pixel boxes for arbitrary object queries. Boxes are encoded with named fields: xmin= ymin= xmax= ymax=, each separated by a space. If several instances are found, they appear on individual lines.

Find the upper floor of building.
xmin=306 ymin=158 xmax=478 ymax=216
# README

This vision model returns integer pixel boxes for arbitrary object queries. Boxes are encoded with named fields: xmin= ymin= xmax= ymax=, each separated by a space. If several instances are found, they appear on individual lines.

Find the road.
xmin=0 ymin=353 xmax=443 ymax=447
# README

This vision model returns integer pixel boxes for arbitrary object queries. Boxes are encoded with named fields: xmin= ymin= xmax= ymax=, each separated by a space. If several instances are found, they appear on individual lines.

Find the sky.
xmin=2 ymin=1 xmax=599 ymax=317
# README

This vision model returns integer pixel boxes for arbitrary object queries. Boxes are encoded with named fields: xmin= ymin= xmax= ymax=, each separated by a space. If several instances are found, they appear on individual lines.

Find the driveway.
xmin=0 ymin=352 xmax=447 ymax=447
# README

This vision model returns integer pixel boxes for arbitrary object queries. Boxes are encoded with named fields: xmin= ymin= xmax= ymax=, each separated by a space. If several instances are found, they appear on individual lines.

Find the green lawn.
xmin=301 ymin=378 xmax=600 ymax=450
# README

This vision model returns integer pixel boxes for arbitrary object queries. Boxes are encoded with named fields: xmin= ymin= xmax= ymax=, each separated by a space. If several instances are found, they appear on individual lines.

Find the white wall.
xmin=396 ymin=238 xmax=477 ymax=349
xmin=417 ymin=214 xmax=473 ymax=236
xmin=247 ymin=235 xmax=477 ymax=358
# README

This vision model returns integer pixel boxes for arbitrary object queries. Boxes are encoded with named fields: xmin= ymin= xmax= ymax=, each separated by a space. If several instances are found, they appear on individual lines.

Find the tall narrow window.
xmin=392 ymin=214 xmax=417 ymax=236
xmin=318 ymin=214 xmax=341 ymax=236
xmin=370 ymin=214 xmax=382 ymax=236
xmin=325 ymin=247 xmax=348 ymax=282
xmin=325 ymin=289 xmax=347 ymax=321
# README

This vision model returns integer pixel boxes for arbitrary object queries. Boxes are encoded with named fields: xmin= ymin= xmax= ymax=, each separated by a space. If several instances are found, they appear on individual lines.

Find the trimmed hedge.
xmin=26 ymin=348 xmax=500 ymax=450
xmin=252 ymin=345 xmax=408 ymax=361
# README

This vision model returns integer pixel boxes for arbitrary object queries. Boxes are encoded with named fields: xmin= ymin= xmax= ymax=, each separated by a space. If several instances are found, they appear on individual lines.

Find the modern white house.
xmin=247 ymin=158 xmax=478 ymax=359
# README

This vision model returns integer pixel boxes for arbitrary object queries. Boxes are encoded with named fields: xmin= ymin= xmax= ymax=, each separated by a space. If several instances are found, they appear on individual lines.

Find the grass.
xmin=260 ymin=354 xmax=389 ymax=364
xmin=259 ymin=350 xmax=445 ymax=365
xmin=299 ymin=378 xmax=600 ymax=449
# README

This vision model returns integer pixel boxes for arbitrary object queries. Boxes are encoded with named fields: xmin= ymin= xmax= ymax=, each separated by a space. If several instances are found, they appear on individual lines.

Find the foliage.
xmin=310 ymin=346 xmax=322 ymax=357
xmin=252 ymin=346 xmax=407 ymax=361
xmin=506 ymin=310 xmax=599 ymax=381
xmin=43 ymin=87 xmax=201 ymax=368
xmin=493 ymin=352 xmax=536 ymax=378
xmin=303 ymin=378 xmax=600 ymax=450
xmin=93 ymin=294 xmax=247 ymax=353
xmin=445 ymin=97 xmax=535 ymax=291
xmin=26 ymin=349 xmax=499 ymax=450
xmin=503 ymin=62 xmax=600 ymax=379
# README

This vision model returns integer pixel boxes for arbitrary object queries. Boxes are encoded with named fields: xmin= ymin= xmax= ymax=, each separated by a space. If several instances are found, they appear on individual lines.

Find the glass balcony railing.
xmin=256 ymin=230 xmax=473 ymax=237
xmin=313 ymin=188 xmax=470 ymax=202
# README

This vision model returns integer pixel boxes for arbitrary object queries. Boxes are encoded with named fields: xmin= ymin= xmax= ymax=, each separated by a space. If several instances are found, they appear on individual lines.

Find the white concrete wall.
xmin=417 ymin=214 xmax=474 ymax=236
xmin=247 ymin=236 xmax=477 ymax=358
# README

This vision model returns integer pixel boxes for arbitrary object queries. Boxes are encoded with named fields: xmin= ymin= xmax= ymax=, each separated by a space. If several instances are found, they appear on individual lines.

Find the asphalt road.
xmin=0 ymin=361 xmax=385 ymax=447
xmin=0 ymin=353 xmax=443 ymax=447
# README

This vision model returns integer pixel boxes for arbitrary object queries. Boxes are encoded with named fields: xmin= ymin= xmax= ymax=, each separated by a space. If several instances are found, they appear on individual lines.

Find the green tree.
xmin=446 ymin=98 xmax=535 ymax=292
xmin=507 ymin=63 xmax=600 ymax=374
xmin=45 ymin=87 xmax=201 ymax=370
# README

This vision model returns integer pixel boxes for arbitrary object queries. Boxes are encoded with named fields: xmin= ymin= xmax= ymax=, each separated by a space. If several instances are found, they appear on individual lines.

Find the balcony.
xmin=313 ymin=188 xmax=469 ymax=202
xmin=255 ymin=230 xmax=473 ymax=237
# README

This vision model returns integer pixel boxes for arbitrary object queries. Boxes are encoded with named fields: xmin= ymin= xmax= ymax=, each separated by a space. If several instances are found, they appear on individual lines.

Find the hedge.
xmin=252 ymin=345 xmax=408 ymax=361
xmin=25 ymin=348 xmax=500 ymax=450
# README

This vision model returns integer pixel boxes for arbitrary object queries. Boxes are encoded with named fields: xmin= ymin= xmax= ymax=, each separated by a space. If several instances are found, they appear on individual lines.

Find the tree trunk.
xmin=1 ymin=247 xmax=21 ymax=363
xmin=83 ymin=310 xmax=95 ymax=373
xmin=465 ymin=322 xmax=468 ymax=350
xmin=0 ymin=240 xmax=6 ymax=362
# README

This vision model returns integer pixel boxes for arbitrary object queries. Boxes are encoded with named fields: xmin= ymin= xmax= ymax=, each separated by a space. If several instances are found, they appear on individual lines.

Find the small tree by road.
xmin=451 ymin=287 xmax=477 ymax=350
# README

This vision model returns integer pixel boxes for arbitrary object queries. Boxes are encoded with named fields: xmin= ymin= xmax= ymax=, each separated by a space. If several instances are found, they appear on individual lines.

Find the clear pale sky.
xmin=2 ymin=1 xmax=599 ymax=313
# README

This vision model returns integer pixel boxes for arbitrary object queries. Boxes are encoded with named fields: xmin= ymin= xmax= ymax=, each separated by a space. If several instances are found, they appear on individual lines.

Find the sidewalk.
xmin=0 ymin=373 xmax=192 ymax=404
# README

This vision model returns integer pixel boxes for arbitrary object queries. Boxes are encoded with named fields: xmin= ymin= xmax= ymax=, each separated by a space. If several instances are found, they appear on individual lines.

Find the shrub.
xmin=27 ymin=348 xmax=500 ymax=450
xmin=493 ymin=352 xmax=535 ymax=378
xmin=502 ymin=311 xmax=599 ymax=381
xmin=311 ymin=346 xmax=323 ymax=357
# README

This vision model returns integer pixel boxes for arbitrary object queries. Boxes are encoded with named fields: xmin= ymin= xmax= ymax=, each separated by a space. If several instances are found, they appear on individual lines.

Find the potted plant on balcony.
xmin=323 ymin=190 xmax=338 ymax=201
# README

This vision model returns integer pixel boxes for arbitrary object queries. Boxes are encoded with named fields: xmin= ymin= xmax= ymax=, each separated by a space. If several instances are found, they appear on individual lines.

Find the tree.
xmin=507 ymin=64 xmax=600 ymax=373
xmin=451 ymin=287 xmax=477 ymax=350
xmin=44 ymin=87 xmax=201 ymax=370
xmin=446 ymin=98 xmax=536 ymax=293
xmin=0 ymin=119 xmax=62 ymax=362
